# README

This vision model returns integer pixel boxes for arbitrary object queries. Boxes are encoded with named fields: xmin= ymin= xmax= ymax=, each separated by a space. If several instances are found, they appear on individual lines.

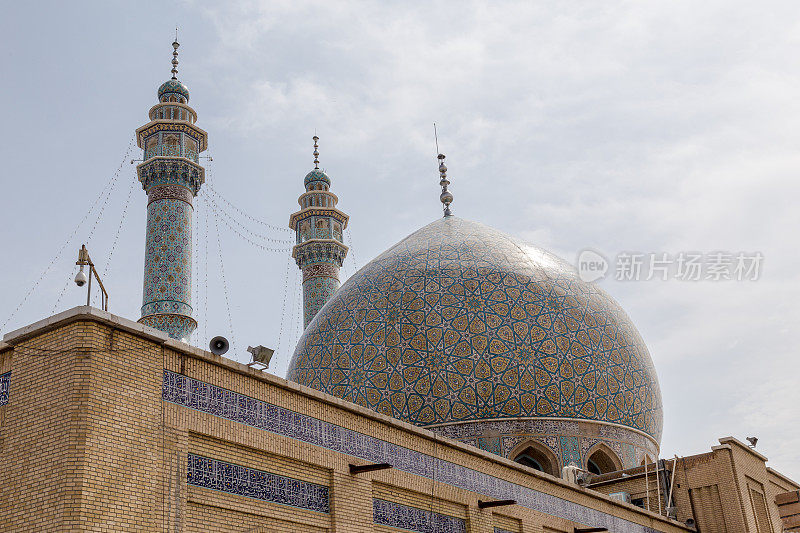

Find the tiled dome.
xmin=304 ymin=169 xmax=331 ymax=187
xmin=158 ymin=79 xmax=190 ymax=102
xmin=287 ymin=216 xmax=663 ymax=443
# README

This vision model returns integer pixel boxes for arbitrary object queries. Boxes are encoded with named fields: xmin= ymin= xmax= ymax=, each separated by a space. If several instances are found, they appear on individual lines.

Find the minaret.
xmin=289 ymin=136 xmax=349 ymax=327
xmin=135 ymin=39 xmax=207 ymax=341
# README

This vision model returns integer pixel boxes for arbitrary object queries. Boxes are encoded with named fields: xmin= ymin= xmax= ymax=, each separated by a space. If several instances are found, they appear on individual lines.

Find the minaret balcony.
xmin=292 ymin=239 xmax=349 ymax=267
xmin=137 ymin=157 xmax=205 ymax=195
xmin=144 ymin=147 xmax=199 ymax=163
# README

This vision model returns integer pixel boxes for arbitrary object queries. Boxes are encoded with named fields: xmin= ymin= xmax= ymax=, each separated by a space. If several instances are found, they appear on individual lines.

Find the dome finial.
xmin=313 ymin=135 xmax=320 ymax=169
xmin=171 ymin=30 xmax=180 ymax=80
xmin=438 ymin=153 xmax=453 ymax=217
xmin=434 ymin=123 xmax=453 ymax=217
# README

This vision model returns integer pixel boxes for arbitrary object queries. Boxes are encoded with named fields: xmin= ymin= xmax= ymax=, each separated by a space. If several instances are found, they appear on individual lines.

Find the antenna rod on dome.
xmin=434 ymin=124 xmax=453 ymax=217
xmin=171 ymin=32 xmax=180 ymax=80
xmin=313 ymin=135 xmax=320 ymax=169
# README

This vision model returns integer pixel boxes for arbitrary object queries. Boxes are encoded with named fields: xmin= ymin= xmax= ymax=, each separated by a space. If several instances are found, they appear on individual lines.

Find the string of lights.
xmin=50 ymin=275 xmax=74 ymax=315
xmin=211 ymin=197 xmax=237 ymax=356
xmin=1 ymin=138 xmax=135 ymax=332
xmin=294 ymin=274 xmax=303 ymax=344
xmin=204 ymin=192 xmax=294 ymax=245
xmin=102 ymin=175 xmax=137 ymax=279
xmin=347 ymin=232 xmax=359 ymax=273
xmin=202 ymin=193 xmax=210 ymax=345
xmin=273 ymin=255 xmax=293 ymax=365
xmin=205 ymin=183 xmax=292 ymax=234
xmin=87 ymin=140 xmax=135 ymax=248
xmin=202 ymin=194 xmax=293 ymax=253
xmin=192 ymin=195 xmax=201 ymax=348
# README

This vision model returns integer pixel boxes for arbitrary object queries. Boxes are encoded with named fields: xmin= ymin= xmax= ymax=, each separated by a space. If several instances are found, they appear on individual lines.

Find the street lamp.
xmin=74 ymin=244 xmax=108 ymax=311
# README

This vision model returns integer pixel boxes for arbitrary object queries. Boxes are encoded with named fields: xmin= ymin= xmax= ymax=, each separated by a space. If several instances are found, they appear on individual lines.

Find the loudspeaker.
xmin=209 ymin=336 xmax=229 ymax=356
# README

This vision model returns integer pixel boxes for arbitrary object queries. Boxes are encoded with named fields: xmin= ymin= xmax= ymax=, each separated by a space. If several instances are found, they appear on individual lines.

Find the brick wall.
xmin=0 ymin=308 xmax=697 ymax=532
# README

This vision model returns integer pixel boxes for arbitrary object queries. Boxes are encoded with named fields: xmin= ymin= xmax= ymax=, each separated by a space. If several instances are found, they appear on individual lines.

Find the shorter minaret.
xmin=289 ymin=137 xmax=349 ymax=327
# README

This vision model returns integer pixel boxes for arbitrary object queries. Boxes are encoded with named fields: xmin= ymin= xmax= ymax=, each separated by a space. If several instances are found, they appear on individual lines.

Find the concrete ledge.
xmin=718 ymin=436 xmax=769 ymax=462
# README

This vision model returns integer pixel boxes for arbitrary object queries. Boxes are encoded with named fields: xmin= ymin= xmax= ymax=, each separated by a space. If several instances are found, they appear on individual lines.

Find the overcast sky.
xmin=1 ymin=1 xmax=799 ymax=479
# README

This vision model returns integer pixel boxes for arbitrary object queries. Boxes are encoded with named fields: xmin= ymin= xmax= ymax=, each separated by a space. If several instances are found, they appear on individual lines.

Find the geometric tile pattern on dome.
xmin=187 ymin=454 xmax=329 ymax=513
xmin=288 ymin=216 xmax=663 ymax=440
xmin=373 ymin=499 xmax=465 ymax=533
xmin=0 ymin=372 xmax=10 ymax=406
xmin=158 ymin=79 xmax=190 ymax=101
xmin=162 ymin=371 xmax=659 ymax=532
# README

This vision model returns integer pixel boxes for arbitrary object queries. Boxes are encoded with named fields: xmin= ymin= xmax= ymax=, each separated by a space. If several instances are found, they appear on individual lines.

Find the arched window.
xmin=586 ymin=445 xmax=622 ymax=475
xmin=510 ymin=442 xmax=558 ymax=477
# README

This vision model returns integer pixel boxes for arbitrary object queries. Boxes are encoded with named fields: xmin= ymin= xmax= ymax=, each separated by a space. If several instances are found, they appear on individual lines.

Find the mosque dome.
xmin=288 ymin=216 xmax=663 ymax=471
xmin=304 ymin=169 xmax=331 ymax=187
xmin=158 ymin=79 xmax=190 ymax=102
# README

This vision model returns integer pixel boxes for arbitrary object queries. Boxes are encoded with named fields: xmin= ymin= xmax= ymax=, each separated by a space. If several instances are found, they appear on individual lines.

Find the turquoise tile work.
xmin=288 ymin=216 xmax=662 ymax=441
xmin=164 ymin=371 xmax=659 ymax=533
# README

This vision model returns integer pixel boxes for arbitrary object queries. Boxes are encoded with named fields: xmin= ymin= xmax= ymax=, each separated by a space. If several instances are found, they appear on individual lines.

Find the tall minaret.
xmin=135 ymin=39 xmax=207 ymax=341
xmin=289 ymin=136 xmax=349 ymax=327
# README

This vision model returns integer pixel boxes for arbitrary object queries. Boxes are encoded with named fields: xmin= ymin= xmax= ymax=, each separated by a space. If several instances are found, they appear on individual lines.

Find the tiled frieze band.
xmin=372 ymin=499 xmax=466 ymax=533
xmin=163 ymin=371 xmax=658 ymax=533
xmin=187 ymin=453 xmax=329 ymax=514
xmin=0 ymin=372 xmax=10 ymax=406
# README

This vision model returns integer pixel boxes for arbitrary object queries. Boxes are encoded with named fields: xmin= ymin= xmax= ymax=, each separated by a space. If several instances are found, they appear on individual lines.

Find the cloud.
xmin=186 ymin=0 xmax=800 ymax=479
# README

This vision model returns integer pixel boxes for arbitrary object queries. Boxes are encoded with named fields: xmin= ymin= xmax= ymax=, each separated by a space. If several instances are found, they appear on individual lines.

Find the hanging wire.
xmin=202 ymin=192 xmax=210 ymax=345
xmin=211 ymin=196 xmax=237 ymax=356
xmin=102 ymin=175 xmax=137 ymax=279
xmin=50 ymin=275 xmax=74 ymax=315
xmin=2 ymin=138 xmax=135 ymax=332
xmin=192 ymin=194 xmax=201 ymax=348
xmin=273 ymin=255 xmax=294 ymax=364
xmin=294 ymin=272 xmax=303 ymax=343
xmin=204 ymin=193 xmax=294 ymax=245
xmin=205 ymin=196 xmax=293 ymax=253
xmin=86 ymin=142 xmax=134 ymax=249
xmin=346 ymin=232 xmax=359 ymax=273
xmin=205 ymin=183 xmax=293 ymax=233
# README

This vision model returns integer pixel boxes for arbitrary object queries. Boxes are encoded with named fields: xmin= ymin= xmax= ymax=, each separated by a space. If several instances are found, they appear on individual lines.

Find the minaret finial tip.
xmin=313 ymin=135 xmax=320 ymax=169
xmin=434 ymin=124 xmax=453 ymax=217
xmin=171 ymin=33 xmax=180 ymax=79
xmin=438 ymin=153 xmax=453 ymax=217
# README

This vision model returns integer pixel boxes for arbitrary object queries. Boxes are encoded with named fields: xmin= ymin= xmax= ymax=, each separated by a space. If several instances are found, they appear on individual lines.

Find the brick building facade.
xmin=0 ymin=307 xmax=691 ymax=532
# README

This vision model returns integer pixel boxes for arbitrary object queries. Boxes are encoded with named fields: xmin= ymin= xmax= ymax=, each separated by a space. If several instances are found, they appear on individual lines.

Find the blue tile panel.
xmin=187 ymin=453 xmax=329 ymax=513
xmin=0 ymin=372 xmax=9 ymax=406
xmin=494 ymin=529 xmax=515 ymax=533
xmin=373 ymin=499 xmax=465 ymax=533
xmin=164 ymin=371 xmax=659 ymax=533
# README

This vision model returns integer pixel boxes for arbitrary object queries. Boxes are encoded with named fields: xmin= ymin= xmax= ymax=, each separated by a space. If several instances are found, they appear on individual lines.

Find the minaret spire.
xmin=433 ymin=124 xmax=453 ymax=217
xmin=171 ymin=33 xmax=180 ymax=79
xmin=135 ymin=39 xmax=207 ymax=341
xmin=289 ymin=135 xmax=350 ymax=327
